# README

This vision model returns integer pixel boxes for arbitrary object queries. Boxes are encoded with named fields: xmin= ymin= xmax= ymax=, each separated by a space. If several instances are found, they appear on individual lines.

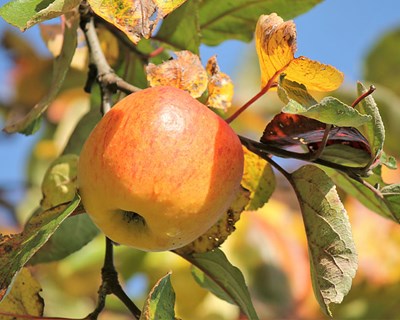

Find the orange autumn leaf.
xmin=88 ymin=0 xmax=187 ymax=44
xmin=206 ymin=56 xmax=234 ymax=111
xmin=146 ymin=50 xmax=208 ymax=98
xmin=255 ymin=13 xmax=343 ymax=92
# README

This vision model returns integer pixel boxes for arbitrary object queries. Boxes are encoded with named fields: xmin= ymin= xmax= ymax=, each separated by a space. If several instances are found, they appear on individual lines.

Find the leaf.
xmin=174 ymin=187 xmax=250 ymax=255
xmin=319 ymin=144 xmax=371 ymax=168
xmin=241 ymin=146 xmax=276 ymax=210
xmin=155 ymin=0 xmax=200 ymax=53
xmin=323 ymin=168 xmax=400 ymax=222
xmin=181 ymin=248 xmax=259 ymax=320
xmin=205 ymin=56 xmax=234 ymax=111
xmin=0 ymin=0 xmax=80 ymax=31
xmin=146 ymin=50 xmax=208 ymax=98
xmin=140 ymin=273 xmax=176 ymax=320
xmin=381 ymin=184 xmax=400 ymax=216
xmin=3 ymin=8 xmax=79 ymax=134
xmin=88 ymin=0 xmax=186 ymax=44
xmin=255 ymin=13 xmax=343 ymax=91
xmin=0 ymin=268 xmax=43 ymax=318
xmin=199 ymin=0 xmax=321 ymax=46
xmin=380 ymin=151 xmax=397 ymax=170
xmin=355 ymin=82 xmax=385 ymax=162
xmin=291 ymin=165 xmax=358 ymax=316
xmin=278 ymin=74 xmax=317 ymax=107
xmin=0 ymin=195 xmax=80 ymax=302
xmin=28 ymin=213 xmax=99 ymax=265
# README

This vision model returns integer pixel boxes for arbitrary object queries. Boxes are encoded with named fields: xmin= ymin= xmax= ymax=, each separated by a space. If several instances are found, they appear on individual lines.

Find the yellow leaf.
xmin=154 ymin=0 xmax=187 ymax=16
xmin=88 ymin=0 xmax=157 ymax=44
xmin=0 ymin=268 xmax=43 ymax=319
xmin=285 ymin=56 xmax=344 ymax=92
xmin=255 ymin=13 xmax=296 ymax=88
xmin=206 ymin=56 xmax=234 ymax=111
xmin=255 ymin=13 xmax=344 ymax=92
xmin=146 ymin=51 xmax=208 ymax=98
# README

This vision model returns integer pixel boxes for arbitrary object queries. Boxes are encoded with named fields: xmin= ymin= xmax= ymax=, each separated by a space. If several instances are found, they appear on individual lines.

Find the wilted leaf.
xmin=155 ymin=0 xmax=200 ymax=53
xmin=241 ymin=146 xmax=276 ymax=210
xmin=89 ymin=0 xmax=186 ymax=44
xmin=174 ymin=187 xmax=249 ymax=255
xmin=181 ymin=248 xmax=259 ymax=320
xmin=291 ymin=165 xmax=358 ymax=315
xmin=146 ymin=50 xmax=208 ymax=98
xmin=255 ymin=13 xmax=343 ymax=91
xmin=199 ymin=0 xmax=321 ymax=46
xmin=3 ymin=8 xmax=79 ymax=134
xmin=355 ymin=82 xmax=385 ymax=163
xmin=0 ymin=0 xmax=80 ymax=31
xmin=0 ymin=195 xmax=80 ymax=302
xmin=206 ymin=56 xmax=234 ymax=111
xmin=140 ymin=272 xmax=176 ymax=320
xmin=0 ymin=268 xmax=43 ymax=318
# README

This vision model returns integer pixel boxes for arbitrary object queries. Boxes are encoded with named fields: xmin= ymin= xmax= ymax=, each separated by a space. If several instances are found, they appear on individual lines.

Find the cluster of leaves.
xmin=0 ymin=0 xmax=399 ymax=319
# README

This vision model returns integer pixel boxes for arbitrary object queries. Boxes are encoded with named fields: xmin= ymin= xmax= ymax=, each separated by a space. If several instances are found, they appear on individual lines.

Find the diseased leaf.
xmin=199 ymin=0 xmax=321 ymax=46
xmin=241 ymin=146 xmax=276 ymax=210
xmin=3 ymin=8 xmax=79 ymax=134
xmin=140 ymin=273 xmax=176 ymax=320
xmin=154 ymin=0 xmax=186 ymax=16
xmin=282 ymin=96 xmax=371 ymax=127
xmin=206 ymin=56 xmax=234 ymax=111
xmin=181 ymin=249 xmax=259 ymax=320
xmin=291 ymin=165 xmax=358 ymax=315
xmin=146 ymin=50 xmax=208 ymax=98
xmin=355 ymin=82 xmax=385 ymax=162
xmin=156 ymin=0 xmax=200 ymax=53
xmin=0 ymin=195 xmax=80 ymax=302
xmin=0 ymin=0 xmax=80 ymax=31
xmin=255 ymin=13 xmax=343 ymax=91
xmin=0 ymin=268 xmax=43 ymax=318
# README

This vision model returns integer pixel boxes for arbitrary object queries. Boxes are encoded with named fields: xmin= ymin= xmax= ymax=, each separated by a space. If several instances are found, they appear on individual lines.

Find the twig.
xmin=351 ymin=85 xmax=376 ymax=108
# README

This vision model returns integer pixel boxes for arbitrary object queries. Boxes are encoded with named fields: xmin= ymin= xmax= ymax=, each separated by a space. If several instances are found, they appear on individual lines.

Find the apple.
xmin=78 ymin=86 xmax=244 ymax=251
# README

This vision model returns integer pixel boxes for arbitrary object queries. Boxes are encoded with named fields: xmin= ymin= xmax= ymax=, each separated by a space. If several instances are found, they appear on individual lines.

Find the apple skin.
xmin=78 ymin=86 xmax=244 ymax=251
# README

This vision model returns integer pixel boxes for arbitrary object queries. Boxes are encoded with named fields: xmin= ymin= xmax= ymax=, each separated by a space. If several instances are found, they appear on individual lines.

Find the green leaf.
xmin=380 ymin=151 xmax=397 ymax=170
xmin=381 ymin=184 xmax=400 ymax=218
xmin=140 ymin=273 xmax=176 ymax=320
xmin=320 ymin=144 xmax=372 ymax=168
xmin=242 ymin=147 xmax=276 ymax=210
xmin=3 ymin=9 xmax=79 ymax=134
xmin=0 ymin=194 xmax=80 ymax=302
xmin=156 ymin=0 xmax=200 ymax=54
xmin=182 ymin=248 xmax=259 ymax=320
xmin=28 ymin=214 xmax=99 ymax=265
xmin=199 ymin=0 xmax=321 ymax=46
xmin=282 ymin=96 xmax=371 ymax=127
xmin=323 ymin=167 xmax=400 ymax=222
xmin=290 ymin=165 xmax=358 ymax=316
xmin=355 ymin=82 xmax=385 ymax=161
xmin=278 ymin=75 xmax=317 ymax=107
xmin=0 ymin=0 xmax=80 ymax=31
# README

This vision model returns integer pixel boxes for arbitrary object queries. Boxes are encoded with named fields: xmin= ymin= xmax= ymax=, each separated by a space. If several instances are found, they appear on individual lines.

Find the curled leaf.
xmin=146 ymin=50 xmax=208 ymax=98
xmin=206 ymin=56 xmax=234 ymax=111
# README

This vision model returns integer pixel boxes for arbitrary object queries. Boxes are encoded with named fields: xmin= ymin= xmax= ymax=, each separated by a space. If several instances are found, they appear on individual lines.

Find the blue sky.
xmin=1 ymin=0 xmax=400 ymax=223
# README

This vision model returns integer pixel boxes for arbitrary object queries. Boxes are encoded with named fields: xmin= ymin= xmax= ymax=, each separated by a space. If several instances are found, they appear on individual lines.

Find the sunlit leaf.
xmin=206 ymin=56 xmax=234 ymax=111
xmin=154 ymin=0 xmax=186 ymax=16
xmin=181 ymin=248 xmax=259 ymax=320
xmin=0 ymin=268 xmax=43 ymax=318
xmin=146 ymin=50 xmax=208 ymax=98
xmin=355 ymin=82 xmax=385 ymax=163
xmin=3 ymin=8 xmax=79 ymax=134
xmin=0 ymin=0 xmax=80 ymax=31
xmin=278 ymin=74 xmax=317 ymax=107
xmin=199 ymin=0 xmax=321 ymax=46
xmin=255 ymin=13 xmax=343 ymax=91
xmin=291 ymin=165 xmax=358 ymax=315
xmin=0 ymin=195 xmax=80 ymax=302
xmin=241 ymin=146 xmax=276 ymax=210
xmin=174 ymin=187 xmax=250 ymax=255
xmin=140 ymin=272 xmax=176 ymax=320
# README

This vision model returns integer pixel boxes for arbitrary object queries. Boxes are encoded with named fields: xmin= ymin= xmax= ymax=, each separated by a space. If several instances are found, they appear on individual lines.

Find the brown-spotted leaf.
xmin=206 ymin=55 xmax=234 ymax=111
xmin=255 ymin=13 xmax=343 ymax=91
xmin=0 ymin=268 xmax=43 ymax=318
xmin=255 ymin=13 xmax=296 ymax=87
xmin=146 ymin=50 xmax=208 ymax=98
xmin=154 ymin=0 xmax=187 ymax=16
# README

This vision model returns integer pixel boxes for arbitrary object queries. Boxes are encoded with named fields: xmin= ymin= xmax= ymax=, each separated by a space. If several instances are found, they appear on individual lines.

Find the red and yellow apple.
xmin=78 ymin=86 xmax=244 ymax=251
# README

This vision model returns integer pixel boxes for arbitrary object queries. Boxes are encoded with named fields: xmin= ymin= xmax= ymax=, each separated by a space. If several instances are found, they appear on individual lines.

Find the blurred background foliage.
xmin=1 ymin=5 xmax=400 ymax=320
